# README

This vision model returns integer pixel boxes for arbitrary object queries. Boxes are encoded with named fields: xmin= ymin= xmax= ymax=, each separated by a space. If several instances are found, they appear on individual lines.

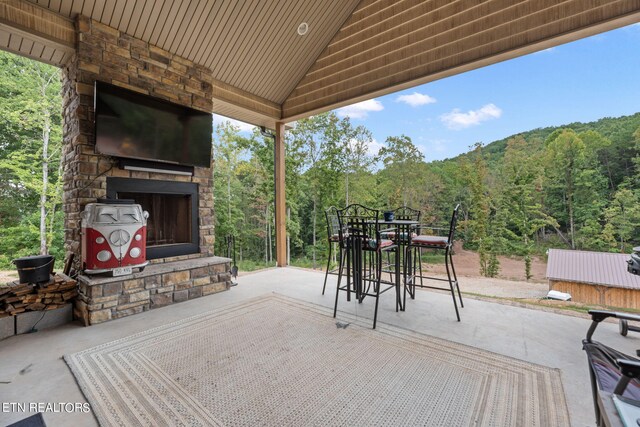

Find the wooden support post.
xmin=275 ymin=122 xmax=287 ymax=267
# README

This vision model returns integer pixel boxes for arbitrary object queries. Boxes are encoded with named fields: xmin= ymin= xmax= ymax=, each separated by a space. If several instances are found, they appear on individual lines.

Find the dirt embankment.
xmin=412 ymin=243 xmax=549 ymax=300
xmin=424 ymin=243 xmax=547 ymax=283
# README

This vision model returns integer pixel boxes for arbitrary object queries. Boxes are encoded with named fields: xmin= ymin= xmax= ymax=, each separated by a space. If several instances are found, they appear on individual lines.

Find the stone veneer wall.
xmin=61 ymin=15 xmax=216 ymax=267
xmin=76 ymin=257 xmax=232 ymax=325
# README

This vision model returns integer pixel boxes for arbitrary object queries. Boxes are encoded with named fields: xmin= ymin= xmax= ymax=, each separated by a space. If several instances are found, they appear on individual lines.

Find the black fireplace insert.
xmin=106 ymin=177 xmax=199 ymax=259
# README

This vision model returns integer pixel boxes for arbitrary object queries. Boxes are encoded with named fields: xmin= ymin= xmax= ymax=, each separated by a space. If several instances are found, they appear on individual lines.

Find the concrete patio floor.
xmin=1 ymin=267 xmax=638 ymax=427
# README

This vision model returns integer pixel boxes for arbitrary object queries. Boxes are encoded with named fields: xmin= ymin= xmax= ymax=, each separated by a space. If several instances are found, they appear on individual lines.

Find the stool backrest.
xmin=392 ymin=206 xmax=421 ymax=222
xmin=325 ymin=206 xmax=340 ymax=240
xmin=337 ymin=204 xmax=380 ymax=248
xmin=448 ymin=204 xmax=461 ymax=243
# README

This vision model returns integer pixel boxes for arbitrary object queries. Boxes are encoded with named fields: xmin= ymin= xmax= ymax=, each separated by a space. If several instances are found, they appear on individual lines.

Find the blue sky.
xmin=215 ymin=23 xmax=640 ymax=162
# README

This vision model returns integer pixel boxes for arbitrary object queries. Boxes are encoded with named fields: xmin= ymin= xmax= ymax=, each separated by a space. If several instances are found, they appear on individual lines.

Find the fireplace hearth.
xmin=107 ymin=177 xmax=199 ymax=259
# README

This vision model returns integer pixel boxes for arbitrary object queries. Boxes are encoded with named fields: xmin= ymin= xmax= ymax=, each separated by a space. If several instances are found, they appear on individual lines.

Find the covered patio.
xmin=1 ymin=268 xmax=638 ymax=426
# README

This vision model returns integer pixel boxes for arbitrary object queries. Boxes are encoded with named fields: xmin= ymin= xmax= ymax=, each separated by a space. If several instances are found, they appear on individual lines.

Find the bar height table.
xmin=364 ymin=218 xmax=418 ymax=312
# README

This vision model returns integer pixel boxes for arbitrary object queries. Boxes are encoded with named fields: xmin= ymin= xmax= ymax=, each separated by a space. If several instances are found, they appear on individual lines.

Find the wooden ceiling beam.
xmin=212 ymin=99 xmax=281 ymax=130
xmin=211 ymin=78 xmax=281 ymax=124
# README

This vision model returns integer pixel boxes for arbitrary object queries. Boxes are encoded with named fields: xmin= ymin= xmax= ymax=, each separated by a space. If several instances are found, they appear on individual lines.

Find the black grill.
xmin=629 ymin=247 xmax=640 ymax=276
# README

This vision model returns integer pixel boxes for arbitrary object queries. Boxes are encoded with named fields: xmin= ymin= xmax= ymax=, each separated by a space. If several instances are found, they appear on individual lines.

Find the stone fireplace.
xmin=61 ymin=16 xmax=231 ymax=325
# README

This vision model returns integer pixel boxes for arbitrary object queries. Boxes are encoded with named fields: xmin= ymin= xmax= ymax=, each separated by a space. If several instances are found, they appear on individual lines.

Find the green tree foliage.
xmin=459 ymin=144 xmax=503 ymax=277
xmin=499 ymin=136 xmax=553 ymax=278
xmin=543 ymin=129 xmax=585 ymax=249
xmin=341 ymin=124 xmax=376 ymax=206
xmin=543 ymin=129 xmax=610 ymax=250
xmin=0 ymin=51 xmax=63 ymax=267
xmin=289 ymin=113 xmax=376 ymax=265
xmin=603 ymin=185 xmax=640 ymax=252
xmin=288 ymin=114 xmax=336 ymax=267
xmin=212 ymin=122 xmax=249 ymax=256
xmin=376 ymin=135 xmax=424 ymax=208
xmin=634 ymin=127 xmax=640 ymax=185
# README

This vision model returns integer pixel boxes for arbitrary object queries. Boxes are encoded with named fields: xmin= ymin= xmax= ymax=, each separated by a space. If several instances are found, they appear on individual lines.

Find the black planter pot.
xmin=12 ymin=255 xmax=54 ymax=284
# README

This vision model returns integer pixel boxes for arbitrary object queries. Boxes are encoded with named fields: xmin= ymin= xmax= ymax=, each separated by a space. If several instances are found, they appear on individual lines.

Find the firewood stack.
xmin=0 ymin=273 xmax=77 ymax=317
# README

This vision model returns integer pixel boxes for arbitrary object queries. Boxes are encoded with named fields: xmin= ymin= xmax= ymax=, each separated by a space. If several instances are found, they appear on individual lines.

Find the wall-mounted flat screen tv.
xmin=94 ymin=81 xmax=212 ymax=168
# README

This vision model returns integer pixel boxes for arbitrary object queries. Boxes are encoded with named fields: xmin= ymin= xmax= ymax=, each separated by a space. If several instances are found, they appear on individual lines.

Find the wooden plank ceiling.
xmin=282 ymin=0 xmax=640 ymax=120
xmin=1 ymin=0 xmax=639 ymax=127
xmin=20 ymin=0 xmax=361 ymax=127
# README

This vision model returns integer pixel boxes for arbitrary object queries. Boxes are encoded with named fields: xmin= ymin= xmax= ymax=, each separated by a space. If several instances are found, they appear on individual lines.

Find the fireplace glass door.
xmin=119 ymin=193 xmax=191 ymax=246
xmin=107 ymin=177 xmax=200 ymax=259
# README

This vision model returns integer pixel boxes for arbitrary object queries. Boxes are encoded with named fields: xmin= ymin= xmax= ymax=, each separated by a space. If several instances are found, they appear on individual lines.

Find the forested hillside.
xmin=481 ymin=114 xmax=640 ymax=182
xmin=214 ymin=111 xmax=640 ymax=278
xmin=0 ymin=50 xmax=638 ymax=280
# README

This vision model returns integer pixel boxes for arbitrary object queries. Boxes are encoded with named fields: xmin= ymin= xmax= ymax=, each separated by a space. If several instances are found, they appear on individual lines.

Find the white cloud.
xmin=440 ymin=103 xmax=502 ymax=130
xmin=395 ymin=92 xmax=437 ymax=107
xmin=336 ymin=99 xmax=384 ymax=119
xmin=212 ymin=114 xmax=255 ymax=132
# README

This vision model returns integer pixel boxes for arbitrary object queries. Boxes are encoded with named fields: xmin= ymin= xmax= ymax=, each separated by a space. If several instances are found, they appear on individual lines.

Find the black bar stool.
xmin=405 ymin=204 xmax=463 ymax=321
xmin=333 ymin=204 xmax=398 ymax=329
xmin=322 ymin=206 xmax=346 ymax=295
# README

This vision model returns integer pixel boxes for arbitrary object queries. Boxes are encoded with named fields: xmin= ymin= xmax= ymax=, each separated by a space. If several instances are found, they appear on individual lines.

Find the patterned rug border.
xmin=65 ymin=292 xmax=571 ymax=426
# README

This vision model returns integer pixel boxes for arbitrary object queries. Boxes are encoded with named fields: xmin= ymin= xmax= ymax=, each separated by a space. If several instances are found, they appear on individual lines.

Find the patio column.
xmin=275 ymin=122 xmax=287 ymax=267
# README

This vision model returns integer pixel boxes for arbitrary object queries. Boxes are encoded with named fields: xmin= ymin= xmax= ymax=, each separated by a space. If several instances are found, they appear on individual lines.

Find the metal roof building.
xmin=547 ymin=249 xmax=640 ymax=309
xmin=547 ymin=249 xmax=640 ymax=289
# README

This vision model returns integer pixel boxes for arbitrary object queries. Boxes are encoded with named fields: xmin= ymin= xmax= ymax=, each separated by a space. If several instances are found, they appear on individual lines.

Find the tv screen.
xmin=94 ymin=81 xmax=212 ymax=168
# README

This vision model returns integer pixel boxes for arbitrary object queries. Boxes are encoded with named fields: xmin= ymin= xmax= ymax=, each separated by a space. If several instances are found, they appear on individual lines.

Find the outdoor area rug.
xmin=65 ymin=294 xmax=570 ymax=426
